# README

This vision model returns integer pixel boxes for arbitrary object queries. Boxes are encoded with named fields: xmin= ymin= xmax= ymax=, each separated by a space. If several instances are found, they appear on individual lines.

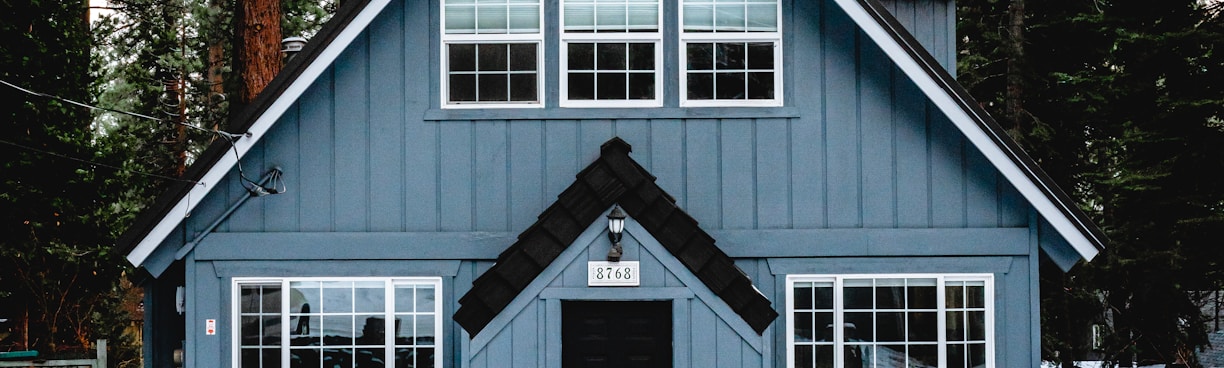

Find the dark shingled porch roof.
xmin=452 ymin=137 xmax=778 ymax=336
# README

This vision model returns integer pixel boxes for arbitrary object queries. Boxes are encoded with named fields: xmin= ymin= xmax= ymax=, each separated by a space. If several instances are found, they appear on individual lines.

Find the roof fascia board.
xmin=831 ymin=0 xmax=1100 ymax=261
xmin=125 ymin=0 xmax=394 ymax=267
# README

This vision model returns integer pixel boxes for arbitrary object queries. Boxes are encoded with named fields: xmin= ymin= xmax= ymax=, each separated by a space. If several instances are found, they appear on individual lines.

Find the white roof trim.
xmin=125 ymin=0 xmax=394 ymax=267
xmin=831 ymin=0 xmax=1099 ymax=261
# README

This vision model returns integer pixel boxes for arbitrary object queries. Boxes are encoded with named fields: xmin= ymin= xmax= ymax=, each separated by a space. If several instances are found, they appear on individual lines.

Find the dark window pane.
xmin=356 ymin=316 xmax=387 ymax=344
xmin=449 ymin=75 xmax=476 ymax=102
xmin=262 ymin=348 xmax=281 ymax=368
xmin=844 ymin=312 xmax=873 ymax=342
xmin=747 ymin=71 xmax=775 ymax=98
xmin=627 ymin=73 xmax=654 ymax=99
xmin=968 ymin=344 xmax=986 ymax=367
xmin=687 ymin=43 xmax=713 ymax=70
xmin=968 ymin=311 xmax=986 ymax=341
xmin=947 ymin=311 xmax=965 ymax=341
xmin=794 ymin=312 xmax=814 ymax=342
xmin=687 ymin=73 xmax=713 ymax=99
xmin=910 ymin=344 xmax=938 ymax=368
xmin=596 ymin=73 xmax=626 ymax=99
xmin=291 ymin=348 xmax=321 ymax=367
xmin=946 ymin=286 xmax=965 ymax=308
xmin=845 ymin=285 xmax=873 ymax=309
xmin=509 ymin=44 xmax=536 ymax=71
xmin=813 ymin=286 xmax=834 ymax=310
xmin=241 ymin=349 xmax=259 ymax=368
xmin=876 ymin=286 xmax=904 ymax=309
xmin=242 ymin=316 xmax=261 ymax=345
xmin=569 ymin=73 xmax=595 ymax=100
xmin=966 ymin=286 xmax=985 ymax=308
xmin=947 ymin=345 xmax=966 ymax=368
xmin=478 ymin=44 xmax=508 ymax=71
xmin=356 ymin=348 xmax=383 ymax=368
xmin=794 ymin=345 xmax=814 ymax=368
xmin=908 ymin=286 xmax=937 ymax=309
xmin=817 ymin=345 xmax=835 ymax=368
xmin=240 ymin=286 xmax=261 ymax=313
xmin=813 ymin=312 xmax=833 ymax=341
xmin=747 ymin=42 xmax=774 ymax=69
xmin=478 ymin=74 xmax=508 ymax=101
xmin=569 ymin=43 xmax=595 ymax=70
xmin=875 ymin=312 xmax=904 ymax=342
xmin=418 ymin=347 xmax=435 ymax=368
xmin=322 ymin=348 xmax=352 ymax=368
xmin=794 ymin=285 xmax=814 ymax=310
xmin=628 ymin=43 xmax=654 ymax=70
xmin=262 ymin=316 xmax=282 ymax=343
xmin=509 ymin=74 xmax=537 ymax=102
xmin=715 ymin=72 xmax=745 ymax=99
xmin=908 ymin=312 xmax=937 ymax=341
xmin=597 ymin=43 xmax=627 ymax=70
xmin=449 ymin=44 xmax=476 ymax=72
xmin=717 ymin=42 xmax=745 ymax=70
xmin=846 ymin=345 xmax=868 ymax=367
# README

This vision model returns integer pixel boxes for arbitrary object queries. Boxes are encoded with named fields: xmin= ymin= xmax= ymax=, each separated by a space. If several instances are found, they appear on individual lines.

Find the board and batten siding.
xmin=185 ymin=0 xmax=1023 ymax=242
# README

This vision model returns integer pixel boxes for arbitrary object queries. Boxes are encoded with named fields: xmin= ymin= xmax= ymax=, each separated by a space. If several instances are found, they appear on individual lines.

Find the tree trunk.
xmin=1005 ymin=0 xmax=1027 ymax=133
xmin=234 ymin=0 xmax=282 ymax=108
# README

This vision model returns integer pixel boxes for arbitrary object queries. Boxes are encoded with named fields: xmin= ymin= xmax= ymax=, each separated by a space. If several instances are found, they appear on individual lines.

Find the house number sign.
xmin=587 ymin=261 xmax=640 ymax=286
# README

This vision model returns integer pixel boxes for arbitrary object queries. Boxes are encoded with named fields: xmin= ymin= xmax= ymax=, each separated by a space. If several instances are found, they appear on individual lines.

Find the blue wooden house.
xmin=117 ymin=0 xmax=1107 ymax=367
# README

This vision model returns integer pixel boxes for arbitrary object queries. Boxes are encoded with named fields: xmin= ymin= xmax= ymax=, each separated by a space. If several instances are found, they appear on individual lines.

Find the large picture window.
xmin=442 ymin=0 xmax=543 ymax=107
xmin=786 ymin=275 xmax=994 ymax=368
xmin=560 ymin=0 xmax=663 ymax=107
xmin=234 ymin=277 xmax=442 ymax=368
xmin=679 ymin=0 xmax=782 ymax=106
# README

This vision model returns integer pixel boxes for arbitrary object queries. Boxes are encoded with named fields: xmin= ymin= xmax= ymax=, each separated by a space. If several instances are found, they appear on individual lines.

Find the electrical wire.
xmin=0 ymin=78 xmax=244 ymax=139
xmin=0 ymin=138 xmax=200 ymax=185
xmin=1 ymin=79 xmax=284 ymax=195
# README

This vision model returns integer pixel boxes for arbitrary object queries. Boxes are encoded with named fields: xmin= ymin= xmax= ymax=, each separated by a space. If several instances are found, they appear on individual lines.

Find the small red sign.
xmin=206 ymin=319 xmax=216 ymax=335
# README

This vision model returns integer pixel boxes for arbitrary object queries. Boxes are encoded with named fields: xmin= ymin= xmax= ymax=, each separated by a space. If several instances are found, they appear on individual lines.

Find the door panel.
xmin=562 ymin=301 xmax=673 ymax=368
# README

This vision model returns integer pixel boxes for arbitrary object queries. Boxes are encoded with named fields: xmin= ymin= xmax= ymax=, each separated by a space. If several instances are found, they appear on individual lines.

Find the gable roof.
xmin=453 ymin=138 xmax=778 ymax=335
xmin=118 ymin=0 xmax=1105 ymax=269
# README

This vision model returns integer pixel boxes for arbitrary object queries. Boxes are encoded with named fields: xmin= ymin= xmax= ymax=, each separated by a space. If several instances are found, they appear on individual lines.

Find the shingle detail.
xmin=453 ymin=137 xmax=778 ymax=336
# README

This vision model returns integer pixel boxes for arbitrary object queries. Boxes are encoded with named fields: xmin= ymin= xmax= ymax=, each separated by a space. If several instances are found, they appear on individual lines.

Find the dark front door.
xmin=562 ymin=301 xmax=673 ymax=368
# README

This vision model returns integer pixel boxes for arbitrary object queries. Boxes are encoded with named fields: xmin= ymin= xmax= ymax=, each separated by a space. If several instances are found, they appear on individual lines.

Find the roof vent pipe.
xmin=281 ymin=37 xmax=308 ymax=60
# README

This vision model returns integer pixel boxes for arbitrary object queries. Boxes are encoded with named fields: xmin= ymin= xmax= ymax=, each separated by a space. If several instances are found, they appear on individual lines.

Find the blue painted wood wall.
xmin=148 ymin=0 xmax=1057 ymax=367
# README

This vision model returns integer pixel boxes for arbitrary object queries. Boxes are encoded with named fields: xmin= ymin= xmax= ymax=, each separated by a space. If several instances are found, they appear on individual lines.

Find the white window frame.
xmin=559 ymin=0 xmax=664 ymax=108
xmin=231 ymin=277 xmax=444 ymax=368
xmin=440 ymin=0 xmax=545 ymax=109
xmin=678 ymin=0 xmax=784 ymax=107
xmin=785 ymin=274 xmax=996 ymax=368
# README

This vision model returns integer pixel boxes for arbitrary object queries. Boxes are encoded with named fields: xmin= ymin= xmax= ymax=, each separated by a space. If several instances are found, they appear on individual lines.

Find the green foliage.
xmin=959 ymin=0 xmax=1224 ymax=366
xmin=0 ymin=0 xmax=136 ymax=358
xmin=3 ymin=0 xmax=333 ymax=365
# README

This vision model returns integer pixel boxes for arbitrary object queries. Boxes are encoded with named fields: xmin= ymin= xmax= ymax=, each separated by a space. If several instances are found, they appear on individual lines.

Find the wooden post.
xmin=96 ymin=339 xmax=107 ymax=368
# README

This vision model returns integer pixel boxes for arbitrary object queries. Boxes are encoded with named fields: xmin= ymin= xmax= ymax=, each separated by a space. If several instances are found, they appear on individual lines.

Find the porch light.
xmin=606 ymin=205 xmax=626 ymax=262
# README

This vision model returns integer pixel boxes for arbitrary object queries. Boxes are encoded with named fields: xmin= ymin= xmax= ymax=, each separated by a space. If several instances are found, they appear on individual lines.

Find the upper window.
xmin=680 ymin=0 xmax=782 ymax=106
xmin=234 ymin=277 xmax=442 ymax=368
xmin=786 ymin=275 xmax=994 ymax=368
xmin=560 ymin=0 xmax=663 ymax=107
xmin=442 ymin=0 xmax=544 ymax=108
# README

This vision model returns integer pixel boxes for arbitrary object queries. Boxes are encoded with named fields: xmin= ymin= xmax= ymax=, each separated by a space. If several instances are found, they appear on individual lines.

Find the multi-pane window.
xmin=680 ymin=0 xmax=782 ymax=106
xmin=442 ymin=0 xmax=543 ymax=107
xmin=561 ymin=0 xmax=662 ymax=106
xmin=787 ymin=275 xmax=993 ymax=368
xmin=234 ymin=278 xmax=442 ymax=368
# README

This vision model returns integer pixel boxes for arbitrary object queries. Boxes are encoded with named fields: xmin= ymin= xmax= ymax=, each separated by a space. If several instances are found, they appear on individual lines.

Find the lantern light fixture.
xmin=606 ymin=205 xmax=626 ymax=262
